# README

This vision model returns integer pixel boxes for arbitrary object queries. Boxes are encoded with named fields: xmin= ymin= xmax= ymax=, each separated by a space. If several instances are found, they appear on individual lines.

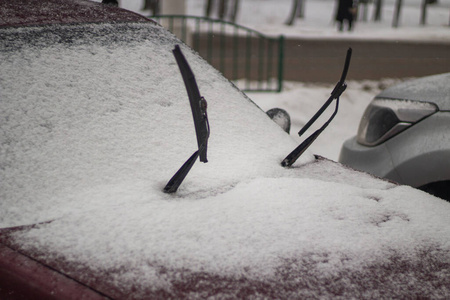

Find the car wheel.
xmin=419 ymin=181 xmax=450 ymax=202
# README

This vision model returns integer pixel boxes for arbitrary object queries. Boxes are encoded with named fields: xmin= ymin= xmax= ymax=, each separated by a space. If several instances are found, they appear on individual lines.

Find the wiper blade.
xmin=281 ymin=48 xmax=352 ymax=167
xmin=164 ymin=45 xmax=210 ymax=193
xmin=164 ymin=150 xmax=201 ymax=194
xmin=173 ymin=45 xmax=209 ymax=163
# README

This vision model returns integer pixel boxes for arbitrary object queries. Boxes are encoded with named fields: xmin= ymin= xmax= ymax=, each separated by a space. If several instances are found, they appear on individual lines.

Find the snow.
xmin=1 ymin=1 xmax=450 ymax=298
xmin=0 ymin=22 xmax=305 ymax=227
xmin=121 ymin=0 xmax=450 ymax=42
xmin=376 ymin=72 xmax=450 ymax=110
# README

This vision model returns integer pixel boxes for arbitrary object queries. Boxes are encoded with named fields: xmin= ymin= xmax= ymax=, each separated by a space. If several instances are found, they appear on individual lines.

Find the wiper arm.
xmin=281 ymin=48 xmax=352 ymax=167
xmin=164 ymin=45 xmax=210 ymax=193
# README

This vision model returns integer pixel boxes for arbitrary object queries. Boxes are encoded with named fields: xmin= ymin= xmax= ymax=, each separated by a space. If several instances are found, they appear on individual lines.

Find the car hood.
xmin=1 ymin=16 xmax=450 ymax=299
xmin=375 ymin=72 xmax=450 ymax=110
xmin=2 ymin=158 xmax=450 ymax=299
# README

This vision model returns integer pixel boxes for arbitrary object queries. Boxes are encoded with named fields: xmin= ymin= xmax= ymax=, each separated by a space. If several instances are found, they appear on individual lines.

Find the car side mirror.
xmin=266 ymin=108 xmax=291 ymax=134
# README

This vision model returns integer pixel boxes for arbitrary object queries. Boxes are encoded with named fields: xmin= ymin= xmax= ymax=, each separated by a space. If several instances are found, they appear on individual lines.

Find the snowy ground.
xmin=121 ymin=0 xmax=450 ymax=41
xmin=194 ymin=0 xmax=450 ymax=42
xmin=112 ymin=0 xmax=449 ymax=160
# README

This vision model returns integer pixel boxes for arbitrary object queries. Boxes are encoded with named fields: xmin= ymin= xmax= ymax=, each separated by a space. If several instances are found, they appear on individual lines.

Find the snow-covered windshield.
xmin=0 ymin=22 xmax=303 ymax=227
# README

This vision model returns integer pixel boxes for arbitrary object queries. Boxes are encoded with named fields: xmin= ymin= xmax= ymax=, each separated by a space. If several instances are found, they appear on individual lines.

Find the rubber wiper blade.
xmin=164 ymin=150 xmax=201 ymax=194
xmin=173 ymin=45 xmax=209 ymax=162
xmin=281 ymin=48 xmax=352 ymax=167
xmin=164 ymin=45 xmax=210 ymax=193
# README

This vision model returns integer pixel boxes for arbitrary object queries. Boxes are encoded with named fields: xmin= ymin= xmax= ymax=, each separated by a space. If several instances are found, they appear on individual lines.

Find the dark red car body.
xmin=0 ymin=0 xmax=149 ymax=28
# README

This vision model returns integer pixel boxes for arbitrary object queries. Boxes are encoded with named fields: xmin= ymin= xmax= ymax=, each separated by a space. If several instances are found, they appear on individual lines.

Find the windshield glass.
xmin=0 ymin=22 xmax=301 ymax=227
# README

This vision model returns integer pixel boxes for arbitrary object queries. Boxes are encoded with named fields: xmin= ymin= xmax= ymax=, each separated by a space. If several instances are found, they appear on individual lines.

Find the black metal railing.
xmin=150 ymin=15 xmax=285 ymax=92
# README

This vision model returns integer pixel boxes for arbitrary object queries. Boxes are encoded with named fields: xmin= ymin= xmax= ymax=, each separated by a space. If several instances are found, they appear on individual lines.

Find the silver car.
xmin=340 ymin=73 xmax=450 ymax=200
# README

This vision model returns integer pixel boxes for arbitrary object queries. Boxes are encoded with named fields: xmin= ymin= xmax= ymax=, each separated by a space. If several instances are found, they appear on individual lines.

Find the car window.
xmin=0 ymin=22 xmax=303 ymax=227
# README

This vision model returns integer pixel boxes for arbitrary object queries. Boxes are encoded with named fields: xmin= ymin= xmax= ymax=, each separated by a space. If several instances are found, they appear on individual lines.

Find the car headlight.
xmin=357 ymin=98 xmax=438 ymax=146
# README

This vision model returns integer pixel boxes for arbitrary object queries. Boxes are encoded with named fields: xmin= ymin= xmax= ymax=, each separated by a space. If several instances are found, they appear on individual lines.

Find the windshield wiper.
xmin=281 ymin=48 xmax=352 ymax=167
xmin=164 ymin=45 xmax=210 ymax=193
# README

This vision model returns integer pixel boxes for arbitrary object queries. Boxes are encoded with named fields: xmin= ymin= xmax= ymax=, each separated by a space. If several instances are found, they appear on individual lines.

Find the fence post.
xmin=277 ymin=35 xmax=285 ymax=92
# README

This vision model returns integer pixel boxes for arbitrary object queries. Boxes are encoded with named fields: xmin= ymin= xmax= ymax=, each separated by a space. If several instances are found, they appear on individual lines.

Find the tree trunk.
xmin=392 ymin=0 xmax=402 ymax=27
xmin=142 ymin=0 xmax=159 ymax=15
xmin=229 ymin=0 xmax=240 ymax=23
xmin=218 ymin=0 xmax=227 ymax=20
xmin=204 ymin=0 xmax=229 ymax=20
xmin=142 ymin=0 xmax=151 ymax=10
xmin=420 ymin=0 xmax=428 ymax=25
xmin=296 ymin=0 xmax=305 ymax=19
xmin=373 ymin=0 xmax=383 ymax=21
xmin=286 ymin=0 xmax=304 ymax=26
xmin=360 ymin=1 xmax=369 ymax=22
